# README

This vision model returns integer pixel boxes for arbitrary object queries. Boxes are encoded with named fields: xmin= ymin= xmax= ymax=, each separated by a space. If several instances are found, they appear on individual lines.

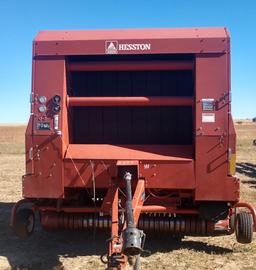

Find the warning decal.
xmin=202 ymin=113 xmax=215 ymax=123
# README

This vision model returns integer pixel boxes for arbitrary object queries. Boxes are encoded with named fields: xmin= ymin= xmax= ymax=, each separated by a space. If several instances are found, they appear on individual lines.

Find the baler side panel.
xmin=25 ymin=56 xmax=36 ymax=175
xmin=195 ymin=53 xmax=239 ymax=202
xmin=228 ymin=115 xmax=237 ymax=176
xmin=25 ymin=116 xmax=34 ymax=174
xmin=32 ymin=59 xmax=65 ymax=136
xmin=23 ymin=59 xmax=67 ymax=198
xmin=195 ymin=136 xmax=239 ymax=201
xmin=23 ymin=135 xmax=64 ymax=198
xmin=195 ymin=53 xmax=228 ymax=136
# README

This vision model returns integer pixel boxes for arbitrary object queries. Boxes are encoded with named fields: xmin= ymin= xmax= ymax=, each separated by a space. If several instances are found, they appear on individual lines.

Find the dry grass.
xmin=0 ymin=126 xmax=25 ymax=155
xmin=0 ymin=123 xmax=255 ymax=270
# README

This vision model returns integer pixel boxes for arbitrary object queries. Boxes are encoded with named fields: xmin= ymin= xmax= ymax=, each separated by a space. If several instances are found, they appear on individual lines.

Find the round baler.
xmin=10 ymin=28 xmax=255 ymax=270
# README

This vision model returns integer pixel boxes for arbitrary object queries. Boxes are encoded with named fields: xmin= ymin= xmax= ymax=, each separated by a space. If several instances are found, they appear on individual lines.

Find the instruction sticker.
xmin=202 ymin=113 xmax=215 ymax=123
xmin=202 ymin=98 xmax=215 ymax=111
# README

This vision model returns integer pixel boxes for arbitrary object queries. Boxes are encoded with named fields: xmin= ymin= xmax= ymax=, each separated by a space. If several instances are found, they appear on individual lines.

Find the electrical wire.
xmin=89 ymin=160 xmax=96 ymax=203
xmin=147 ymin=188 xmax=173 ymax=198
xmin=59 ymin=134 xmax=93 ymax=201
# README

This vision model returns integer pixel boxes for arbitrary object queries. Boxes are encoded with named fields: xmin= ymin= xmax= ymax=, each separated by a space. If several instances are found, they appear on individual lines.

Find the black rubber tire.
xmin=133 ymin=255 xmax=141 ymax=270
xmin=235 ymin=212 xmax=253 ymax=244
xmin=230 ymin=208 xmax=239 ymax=232
xmin=13 ymin=208 xmax=35 ymax=238
xmin=229 ymin=214 xmax=236 ymax=232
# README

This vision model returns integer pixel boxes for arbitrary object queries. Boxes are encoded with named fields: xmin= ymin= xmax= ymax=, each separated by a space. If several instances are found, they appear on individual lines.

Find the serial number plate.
xmin=36 ymin=122 xmax=51 ymax=130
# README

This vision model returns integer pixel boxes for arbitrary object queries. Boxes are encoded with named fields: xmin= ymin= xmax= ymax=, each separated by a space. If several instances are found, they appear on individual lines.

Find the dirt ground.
xmin=0 ymin=123 xmax=255 ymax=270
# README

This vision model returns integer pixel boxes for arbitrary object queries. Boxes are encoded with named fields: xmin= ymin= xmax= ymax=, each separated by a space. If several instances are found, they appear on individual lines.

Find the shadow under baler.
xmin=236 ymin=162 xmax=256 ymax=188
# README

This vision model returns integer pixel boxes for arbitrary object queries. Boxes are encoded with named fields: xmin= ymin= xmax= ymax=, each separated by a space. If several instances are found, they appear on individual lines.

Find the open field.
xmin=0 ymin=123 xmax=255 ymax=270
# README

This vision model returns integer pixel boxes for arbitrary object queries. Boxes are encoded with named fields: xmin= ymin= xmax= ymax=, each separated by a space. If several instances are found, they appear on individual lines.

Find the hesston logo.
xmin=105 ymin=41 xmax=151 ymax=54
xmin=105 ymin=41 xmax=118 ymax=54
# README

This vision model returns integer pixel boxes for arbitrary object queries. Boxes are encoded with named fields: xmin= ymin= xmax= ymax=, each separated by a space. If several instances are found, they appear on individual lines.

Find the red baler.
xmin=11 ymin=28 xmax=255 ymax=270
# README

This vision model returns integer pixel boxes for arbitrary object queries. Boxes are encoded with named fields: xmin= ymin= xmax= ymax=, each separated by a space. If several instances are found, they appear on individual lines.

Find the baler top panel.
xmin=33 ymin=27 xmax=230 ymax=56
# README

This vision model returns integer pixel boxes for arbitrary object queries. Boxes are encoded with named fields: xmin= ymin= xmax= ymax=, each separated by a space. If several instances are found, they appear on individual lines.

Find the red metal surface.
xmin=109 ymin=187 xmax=126 ymax=269
xmin=23 ymin=59 xmax=67 ymax=198
xmin=195 ymin=136 xmax=239 ymax=201
xmin=35 ymin=28 xmax=228 ymax=41
xmin=35 ymin=206 xmax=102 ymax=213
xmin=101 ymin=185 xmax=118 ymax=212
xmin=23 ymin=134 xmax=64 ymax=198
xmin=132 ymin=179 xmax=145 ymax=225
xmin=68 ymin=96 xmax=194 ymax=107
xmin=63 ymin=146 xmax=195 ymax=189
xmin=195 ymin=53 xmax=229 ymax=137
xmin=68 ymin=60 xmax=193 ymax=71
xmin=33 ymin=28 xmax=229 ymax=56
xmin=65 ymin=144 xmax=193 ymax=161
xmin=141 ymin=206 xmax=199 ymax=214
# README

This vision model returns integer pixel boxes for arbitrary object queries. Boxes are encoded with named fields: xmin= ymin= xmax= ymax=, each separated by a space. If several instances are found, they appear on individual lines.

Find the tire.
xmin=230 ymin=208 xmax=239 ymax=232
xmin=229 ymin=214 xmax=235 ymax=232
xmin=133 ymin=255 xmax=141 ymax=270
xmin=235 ymin=212 xmax=253 ymax=244
xmin=13 ymin=208 xmax=35 ymax=238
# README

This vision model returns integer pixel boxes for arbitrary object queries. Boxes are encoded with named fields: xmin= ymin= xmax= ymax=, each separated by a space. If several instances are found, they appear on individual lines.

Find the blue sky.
xmin=0 ymin=0 xmax=255 ymax=123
